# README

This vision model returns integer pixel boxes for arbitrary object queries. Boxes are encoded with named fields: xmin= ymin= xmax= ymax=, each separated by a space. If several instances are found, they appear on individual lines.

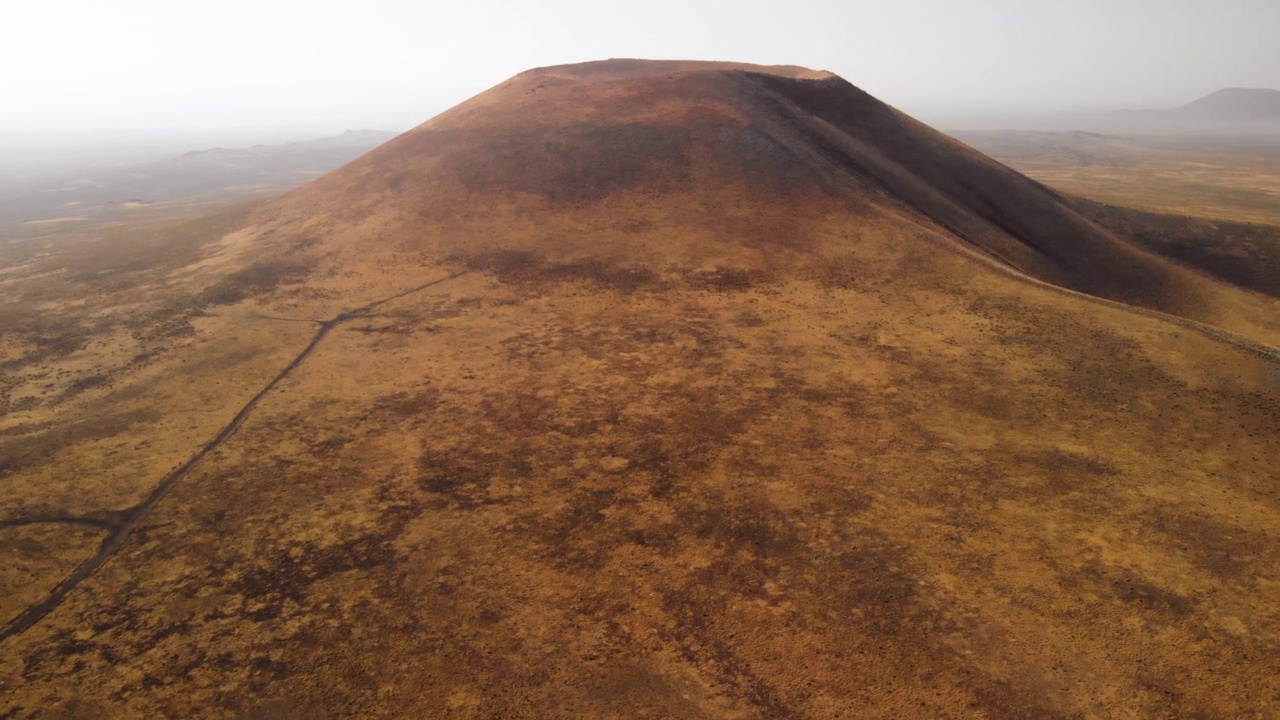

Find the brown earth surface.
xmin=2 ymin=59 xmax=1279 ymax=718
xmin=953 ymin=129 xmax=1280 ymax=226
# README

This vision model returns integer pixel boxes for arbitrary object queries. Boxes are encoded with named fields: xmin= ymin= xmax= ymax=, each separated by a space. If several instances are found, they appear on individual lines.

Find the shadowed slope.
xmin=1077 ymin=199 xmax=1280 ymax=299
xmin=738 ymin=73 xmax=1198 ymax=310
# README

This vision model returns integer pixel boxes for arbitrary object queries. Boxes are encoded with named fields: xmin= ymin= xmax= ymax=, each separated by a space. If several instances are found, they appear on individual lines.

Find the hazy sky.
xmin=3 ymin=0 xmax=1278 ymax=139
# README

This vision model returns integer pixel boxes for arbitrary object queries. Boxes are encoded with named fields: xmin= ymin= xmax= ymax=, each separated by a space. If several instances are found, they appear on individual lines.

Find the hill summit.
xmin=239 ymin=59 xmax=1277 ymax=343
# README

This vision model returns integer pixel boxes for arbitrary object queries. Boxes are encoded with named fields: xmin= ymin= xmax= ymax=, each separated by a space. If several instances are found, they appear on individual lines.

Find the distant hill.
xmin=1120 ymin=88 xmax=1280 ymax=123
xmin=0 ymin=129 xmax=399 ymax=236
xmin=1172 ymin=88 xmax=1280 ymax=121
xmin=179 ymin=129 xmax=397 ymax=159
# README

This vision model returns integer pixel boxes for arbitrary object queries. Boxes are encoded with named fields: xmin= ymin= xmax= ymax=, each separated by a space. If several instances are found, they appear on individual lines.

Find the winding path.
xmin=0 ymin=271 xmax=467 ymax=642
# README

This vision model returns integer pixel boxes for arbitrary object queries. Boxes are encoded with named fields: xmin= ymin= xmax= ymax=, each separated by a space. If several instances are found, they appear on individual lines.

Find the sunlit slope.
xmin=2 ymin=61 xmax=1278 ymax=719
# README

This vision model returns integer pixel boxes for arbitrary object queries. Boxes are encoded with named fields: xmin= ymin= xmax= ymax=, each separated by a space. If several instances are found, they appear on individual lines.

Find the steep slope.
xmin=2 ymin=60 xmax=1279 ymax=719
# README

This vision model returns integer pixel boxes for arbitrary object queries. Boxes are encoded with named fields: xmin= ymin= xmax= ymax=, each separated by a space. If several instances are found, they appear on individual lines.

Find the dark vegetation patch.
xmin=1109 ymin=569 xmax=1197 ymax=616
xmin=58 ymin=373 xmax=112 ymax=400
xmin=964 ymin=675 xmax=1082 ymax=720
xmin=659 ymin=578 xmax=795 ymax=718
xmin=945 ymin=382 xmax=1025 ymax=424
xmin=458 ymin=249 xmax=777 ymax=293
xmin=642 ymin=492 xmax=824 ymax=718
xmin=1052 ymin=557 xmax=1199 ymax=619
xmin=349 ymin=324 xmax=414 ymax=336
xmin=199 ymin=259 xmax=312 ymax=306
xmin=821 ymin=528 xmax=928 ymax=635
xmin=0 ymin=409 xmax=156 ymax=478
xmin=1019 ymin=448 xmax=1121 ymax=495
xmin=651 ymin=518 xmax=937 ymax=717
xmin=807 ymin=252 xmax=873 ymax=290
xmin=457 ymin=250 xmax=660 ymax=293
xmin=543 ymin=260 xmax=659 ymax=293
xmin=230 ymin=502 xmax=417 ymax=623
xmin=28 ymin=325 xmax=93 ymax=359
xmin=0 ymin=304 xmax=95 ymax=369
xmin=537 ymin=486 xmax=626 ymax=571
xmin=937 ymin=445 xmax=1125 ymax=513
xmin=367 ymin=388 xmax=442 ymax=423
xmin=410 ymin=391 xmax=571 ymax=512
xmin=1206 ymin=387 xmax=1280 ymax=451
xmin=447 ymin=123 xmax=693 ymax=204
xmin=942 ymin=443 xmax=1125 ymax=508
xmin=415 ymin=448 xmax=507 ymax=511
xmin=128 ymin=304 xmax=202 ymax=343
xmin=0 ymin=505 xmax=127 ymax=531
xmin=304 ymin=433 xmax=356 ymax=461
xmin=962 ymin=294 xmax=1178 ymax=407
xmin=5 ymin=396 xmax=39 ymax=414
xmin=405 ymin=314 xmax=827 ymax=576
xmin=1143 ymin=509 xmax=1264 ymax=580
xmin=285 ymin=236 xmax=322 ymax=255
xmin=236 ymin=697 xmax=331 ymax=720
xmin=689 ymin=268 xmax=773 ymax=293
xmin=458 ymin=249 xmax=538 ymax=280
xmin=507 ymin=369 xmax=841 ymax=575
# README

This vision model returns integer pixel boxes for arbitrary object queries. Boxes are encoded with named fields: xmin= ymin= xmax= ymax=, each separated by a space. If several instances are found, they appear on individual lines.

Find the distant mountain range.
xmin=1122 ymin=88 xmax=1280 ymax=122
xmin=0 ymin=129 xmax=399 ymax=235
xmin=177 ymin=129 xmax=398 ymax=160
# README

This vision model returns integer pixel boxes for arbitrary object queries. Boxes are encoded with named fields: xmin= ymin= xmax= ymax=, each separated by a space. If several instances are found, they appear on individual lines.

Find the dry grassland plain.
xmin=2 ymin=62 xmax=1279 ymax=718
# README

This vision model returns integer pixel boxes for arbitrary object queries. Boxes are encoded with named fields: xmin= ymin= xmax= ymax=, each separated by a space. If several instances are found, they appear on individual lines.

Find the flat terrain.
xmin=2 ymin=61 xmax=1279 ymax=718
xmin=954 ymin=130 xmax=1280 ymax=224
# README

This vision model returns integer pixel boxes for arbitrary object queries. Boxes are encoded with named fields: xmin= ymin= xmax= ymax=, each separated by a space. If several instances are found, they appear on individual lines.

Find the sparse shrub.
xmin=198 ymin=260 xmax=310 ymax=306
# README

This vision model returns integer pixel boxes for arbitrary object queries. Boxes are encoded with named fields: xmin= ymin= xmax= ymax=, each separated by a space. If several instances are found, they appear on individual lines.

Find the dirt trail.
xmin=0 ymin=271 xmax=467 ymax=643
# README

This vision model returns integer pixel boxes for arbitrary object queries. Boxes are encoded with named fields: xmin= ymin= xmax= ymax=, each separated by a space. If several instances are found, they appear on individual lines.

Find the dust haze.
xmin=3 ymin=0 xmax=1278 ymax=171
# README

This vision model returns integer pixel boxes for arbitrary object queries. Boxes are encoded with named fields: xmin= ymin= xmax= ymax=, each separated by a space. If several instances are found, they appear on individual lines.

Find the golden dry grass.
xmin=1032 ymin=159 xmax=1280 ymax=224
xmin=1 ymin=62 xmax=1279 ymax=718
xmin=956 ymin=130 xmax=1280 ymax=225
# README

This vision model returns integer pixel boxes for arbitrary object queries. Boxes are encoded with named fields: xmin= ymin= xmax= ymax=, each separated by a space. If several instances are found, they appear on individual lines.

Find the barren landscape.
xmin=0 ymin=130 xmax=397 ymax=239
xmin=955 ymin=129 xmax=1280 ymax=224
xmin=1 ymin=61 xmax=1278 ymax=718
